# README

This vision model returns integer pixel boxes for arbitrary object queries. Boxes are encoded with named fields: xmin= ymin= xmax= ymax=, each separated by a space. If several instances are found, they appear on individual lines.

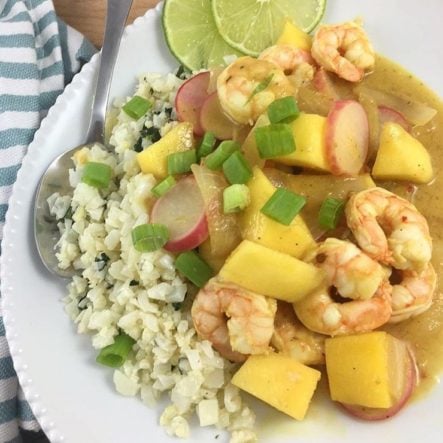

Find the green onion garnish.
xmin=131 ymin=223 xmax=169 ymax=252
xmin=267 ymin=96 xmax=300 ymax=124
xmin=223 ymin=184 xmax=250 ymax=213
xmin=318 ymin=197 xmax=345 ymax=229
xmin=122 ymin=96 xmax=152 ymax=120
xmin=261 ymin=188 xmax=306 ymax=225
xmin=247 ymin=74 xmax=274 ymax=103
xmin=197 ymin=132 xmax=216 ymax=160
xmin=167 ymin=149 xmax=197 ymax=175
xmin=81 ymin=162 xmax=112 ymax=189
xmin=151 ymin=176 xmax=176 ymax=197
xmin=96 ymin=332 xmax=135 ymax=368
xmin=175 ymin=251 xmax=214 ymax=288
xmin=205 ymin=140 xmax=240 ymax=170
xmin=254 ymin=124 xmax=296 ymax=159
xmin=222 ymin=151 xmax=253 ymax=185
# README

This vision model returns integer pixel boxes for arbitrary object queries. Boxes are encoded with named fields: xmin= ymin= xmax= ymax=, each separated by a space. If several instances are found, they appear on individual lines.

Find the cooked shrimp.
xmin=346 ymin=187 xmax=432 ymax=272
xmin=191 ymin=278 xmax=276 ymax=362
xmin=272 ymin=301 xmax=325 ymax=365
xmin=217 ymin=56 xmax=295 ymax=125
xmin=294 ymin=280 xmax=392 ymax=336
xmin=389 ymin=263 xmax=437 ymax=323
xmin=308 ymin=238 xmax=388 ymax=301
xmin=311 ymin=21 xmax=375 ymax=82
xmin=259 ymin=45 xmax=315 ymax=75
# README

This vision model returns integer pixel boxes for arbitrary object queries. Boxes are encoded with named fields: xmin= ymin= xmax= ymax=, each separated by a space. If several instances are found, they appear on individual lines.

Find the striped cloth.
xmin=0 ymin=1 xmax=95 ymax=441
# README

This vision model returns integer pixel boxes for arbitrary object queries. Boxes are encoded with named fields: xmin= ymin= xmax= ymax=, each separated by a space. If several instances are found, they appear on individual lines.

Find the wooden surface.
xmin=54 ymin=0 xmax=161 ymax=48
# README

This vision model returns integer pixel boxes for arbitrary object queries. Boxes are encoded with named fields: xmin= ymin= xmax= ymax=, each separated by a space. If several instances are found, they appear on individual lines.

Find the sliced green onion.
xmin=254 ymin=124 xmax=296 ymax=159
xmin=151 ymin=176 xmax=176 ymax=197
xmin=318 ymin=197 xmax=345 ymax=229
xmin=267 ymin=96 xmax=300 ymax=124
xmin=81 ymin=162 xmax=112 ymax=189
xmin=131 ymin=223 xmax=169 ymax=252
xmin=167 ymin=149 xmax=197 ymax=175
xmin=96 ymin=332 xmax=135 ymax=368
xmin=222 ymin=151 xmax=253 ymax=185
xmin=175 ymin=251 xmax=214 ymax=288
xmin=247 ymin=74 xmax=274 ymax=103
xmin=223 ymin=184 xmax=250 ymax=213
xmin=122 ymin=96 xmax=152 ymax=120
xmin=204 ymin=140 xmax=240 ymax=170
xmin=261 ymin=188 xmax=306 ymax=225
xmin=197 ymin=132 xmax=216 ymax=160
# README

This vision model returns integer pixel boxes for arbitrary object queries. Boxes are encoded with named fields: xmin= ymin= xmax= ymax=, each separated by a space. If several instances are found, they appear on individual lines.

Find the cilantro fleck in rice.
xmin=48 ymin=70 xmax=257 ymax=442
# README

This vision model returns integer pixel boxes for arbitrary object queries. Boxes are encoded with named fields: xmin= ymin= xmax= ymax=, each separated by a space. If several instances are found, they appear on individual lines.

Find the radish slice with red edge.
xmin=175 ymin=71 xmax=211 ymax=136
xmin=326 ymin=100 xmax=369 ymax=176
xmin=200 ymin=92 xmax=235 ymax=140
xmin=341 ymin=346 xmax=418 ymax=421
xmin=378 ymin=106 xmax=411 ymax=132
xmin=151 ymin=176 xmax=208 ymax=252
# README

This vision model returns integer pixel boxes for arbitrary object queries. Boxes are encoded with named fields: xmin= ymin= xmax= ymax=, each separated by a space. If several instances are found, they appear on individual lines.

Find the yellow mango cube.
xmin=136 ymin=122 xmax=194 ymax=178
xmin=276 ymin=114 xmax=329 ymax=172
xmin=219 ymin=240 xmax=324 ymax=302
xmin=239 ymin=167 xmax=315 ymax=257
xmin=325 ymin=332 xmax=408 ymax=408
xmin=277 ymin=19 xmax=312 ymax=51
xmin=232 ymin=353 xmax=321 ymax=420
xmin=372 ymin=122 xmax=433 ymax=184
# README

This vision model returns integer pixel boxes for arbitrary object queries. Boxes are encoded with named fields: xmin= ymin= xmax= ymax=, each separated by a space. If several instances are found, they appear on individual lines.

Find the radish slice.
xmin=341 ymin=346 xmax=418 ymax=421
xmin=379 ymin=106 xmax=411 ymax=132
xmin=326 ymin=100 xmax=369 ymax=176
xmin=175 ymin=71 xmax=211 ymax=136
xmin=151 ymin=176 xmax=208 ymax=252
xmin=354 ymin=86 xmax=437 ymax=126
xmin=200 ymin=92 xmax=236 ymax=140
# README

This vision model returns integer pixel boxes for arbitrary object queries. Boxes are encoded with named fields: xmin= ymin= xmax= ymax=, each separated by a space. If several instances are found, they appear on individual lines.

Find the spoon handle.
xmin=85 ymin=0 xmax=134 ymax=144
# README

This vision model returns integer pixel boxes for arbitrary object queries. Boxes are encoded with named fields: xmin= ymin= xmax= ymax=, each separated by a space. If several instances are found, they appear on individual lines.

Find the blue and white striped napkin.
xmin=0 ymin=1 xmax=95 ymax=441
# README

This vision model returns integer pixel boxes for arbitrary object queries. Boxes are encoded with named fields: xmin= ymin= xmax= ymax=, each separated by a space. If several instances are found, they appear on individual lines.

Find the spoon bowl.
xmin=34 ymin=0 xmax=134 ymax=277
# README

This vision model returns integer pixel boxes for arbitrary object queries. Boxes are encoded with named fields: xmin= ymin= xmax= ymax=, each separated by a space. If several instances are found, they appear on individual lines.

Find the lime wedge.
xmin=162 ymin=0 xmax=244 ymax=71
xmin=212 ymin=0 xmax=327 ymax=56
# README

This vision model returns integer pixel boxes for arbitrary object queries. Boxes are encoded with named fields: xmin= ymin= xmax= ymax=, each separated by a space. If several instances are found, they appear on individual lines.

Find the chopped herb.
xmin=133 ymin=126 xmax=162 ymax=151
xmin=129 ymin=280 xmax=139 ymax=286
xmin=164 ymin=107 xmax=173 ymax=118
xmin=133 ymin=137 xmax=144 ymax=152
xmin=145 ymin=126 xmax=161 ymax=143
xmin=247 ymin=74 xmax=274 ymax=103
xmin=63 ymin=206 xmax=73 ymax=220
xmin=78 ymin=293 xmax=88 ymax=310
xmin=176 ymin=65 xmax=190 ymax=79
xmin=172 ymin=302 xmax=182 ymax=311
xmin=95 ymin=252 xmax=110 ymax=271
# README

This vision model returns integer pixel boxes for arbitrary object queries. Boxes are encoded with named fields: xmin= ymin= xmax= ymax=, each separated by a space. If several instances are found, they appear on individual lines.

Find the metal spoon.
xmin=34 ymin=0 xmax=133 ymax=277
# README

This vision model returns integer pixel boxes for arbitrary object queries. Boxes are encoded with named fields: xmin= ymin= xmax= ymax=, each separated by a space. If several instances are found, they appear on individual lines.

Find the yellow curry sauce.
xmin=361 ymin=56 xmax=443 ymax=396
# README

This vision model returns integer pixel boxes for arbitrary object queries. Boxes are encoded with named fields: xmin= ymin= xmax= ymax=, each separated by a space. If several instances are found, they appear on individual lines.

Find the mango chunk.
xmin=219 ymin=240 xmax=324 ymax=302
xmin=239 ymin=167 xmax=315 ymax=257
xmin=276 ymin=113 xmax=329 ymax=172
xmin=232 ymin=353 xmax=321 ymax=420
xmin=276 ymin=19 xmax=312 ymax=51
xmin=372 ymin=122 xmax=433 ymax=184
xmin=136 ymin=122 xmax=194 ymax=178
xmin=325 ymin=331 xmax=407 ymax=408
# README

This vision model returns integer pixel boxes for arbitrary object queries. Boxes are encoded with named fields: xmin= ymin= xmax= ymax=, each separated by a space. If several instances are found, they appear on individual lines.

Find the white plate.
xmin=2 ymin=1 xmax=443 ymax=442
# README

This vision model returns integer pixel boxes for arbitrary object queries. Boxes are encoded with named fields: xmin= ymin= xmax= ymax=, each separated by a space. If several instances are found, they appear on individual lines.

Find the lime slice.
xmin=212 ymin=0 xmax=327 ymax=56
xmin=162 ymin=0 xmax=244 ymax=71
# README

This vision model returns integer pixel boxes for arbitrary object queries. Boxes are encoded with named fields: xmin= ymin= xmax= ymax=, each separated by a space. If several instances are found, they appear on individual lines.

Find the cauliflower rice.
xmin=48 ymin=70 xmax=256 ymax=442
